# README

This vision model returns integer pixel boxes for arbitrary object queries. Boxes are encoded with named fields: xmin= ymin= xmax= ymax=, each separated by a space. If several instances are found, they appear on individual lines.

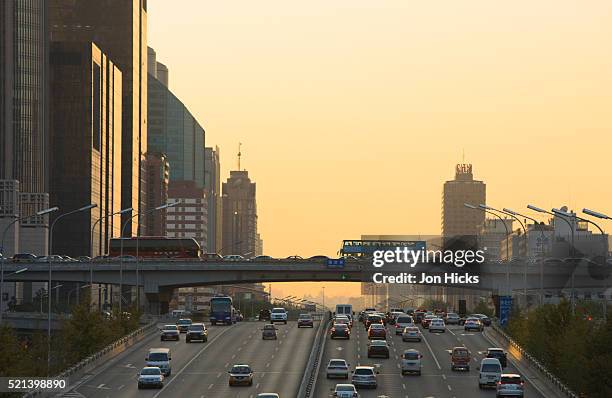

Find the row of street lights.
xmin=464 ymin=203 xmax=610 ymax=314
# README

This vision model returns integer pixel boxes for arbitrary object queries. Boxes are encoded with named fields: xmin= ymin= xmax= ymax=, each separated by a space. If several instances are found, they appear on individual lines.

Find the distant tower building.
xmin=145 ymin=152 xmax=169 ymax=237
xmin=442 ymin=164 xmax=486 ymax=238
xmin=222 ymin=170 xmax=257 ymax=256
xmin=204 ymin=147 xmax=222 ymax=253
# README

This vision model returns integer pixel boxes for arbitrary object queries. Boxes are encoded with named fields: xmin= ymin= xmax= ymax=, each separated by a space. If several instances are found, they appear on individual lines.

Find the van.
xmin=450 ymin=347 xmax=470 ymax=371
xmin=478 ymin=358 xmax=502 ymax=389
xmin=146 ymin=348 xmax=172 ymax=376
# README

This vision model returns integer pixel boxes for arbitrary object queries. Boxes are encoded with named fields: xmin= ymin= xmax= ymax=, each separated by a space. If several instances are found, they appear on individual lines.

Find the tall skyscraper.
xmin=222 ymin=170 xmax=258 ymax=256
xmin=442 ymin=164 xmax=486 ymax=238
xmin=49 ymin=0 xmax=147 ymax=236
xmin=48 ymin=41 xmax=123 ymax=256
xmin=147 ymin=60 xmax=205 ymax=188
xmin=204 ymin=147 xmax=222 ymax=253
xmin=1 ymin=0 xmax=50 ymax=257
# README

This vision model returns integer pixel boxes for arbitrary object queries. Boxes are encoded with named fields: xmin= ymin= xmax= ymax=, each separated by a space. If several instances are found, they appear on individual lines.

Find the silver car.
xmin=137 ymin=367 xmax=164 ymax=389
xmin=333 ymin=383 xmax=359 ymax=397
xmin=496 ymin=374 xmax=524 ymax=397
xmin=402 ymin=326 xmax=422 ymax=342
xmin=326 ymin=359 xmax=350 ymax=379
xmin=400 ymin=349 xmax=423 ymax=375
xmin=351 ymin=366 xmax=378 ymax=389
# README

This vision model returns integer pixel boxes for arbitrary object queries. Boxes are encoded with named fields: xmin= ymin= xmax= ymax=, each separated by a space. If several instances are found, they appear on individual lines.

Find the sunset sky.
xmin=148 ymin=1 xmax=612 ymax=298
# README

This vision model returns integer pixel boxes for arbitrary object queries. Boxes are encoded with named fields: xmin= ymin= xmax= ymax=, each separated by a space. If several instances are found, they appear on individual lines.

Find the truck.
xmin=335 ymin=304 xmax=353 ymax=320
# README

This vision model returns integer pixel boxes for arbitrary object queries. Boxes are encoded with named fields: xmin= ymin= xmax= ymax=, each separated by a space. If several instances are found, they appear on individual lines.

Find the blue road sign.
xmin=327 ymin=258 xmax=345 ymax=268
xmin=499 ymin=296 xmax=513 ymax=326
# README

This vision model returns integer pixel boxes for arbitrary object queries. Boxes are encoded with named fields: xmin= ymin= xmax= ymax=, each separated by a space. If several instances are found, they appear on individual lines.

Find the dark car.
xmin=297 ymin=313 xmax=314 ymax=328
xmin=250 ymin=255 xmax=274 ymax=262
xmin=12 ymin=253 xmax=36 ymax=262
xmin=367 ymin=324 xmax=387 ymax=340
xmin=308 ymin=255 xmax=329 ymax=261
xmin=259 ymin=309 xmax=271 ymax=321
xmin=331 ymin=323 xmax=350 ymax=339
xmin=486 ymin=348 xmax=508 ymax=368
xmin=176 ymin=318 xmax=192 ymax=333
xmin=473 ymin=314 xmax=492 ymax=326
xmin=262 ymin=324 xmax=277 ymax=340
xmin=160 ymin=324 xmax=180 ymax=341
xmin=186 ymin=323 xmax=208 ymax=343
xmin=367 ymin=340 xmax=390 ymax=358
xmin=413 ymin=311 xmax=425 ymax=324
xmin=201 ymin=252 xmax=223 ymax=261
xmin=365 ymin=315 xmax=383 ymax=329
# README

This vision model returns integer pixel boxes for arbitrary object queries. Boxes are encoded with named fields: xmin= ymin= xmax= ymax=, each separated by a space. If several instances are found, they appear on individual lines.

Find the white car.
xmin=223 ymin=254 xmax=245 ymax=261
xmin=351 ymin=366 xmax=378 ymax=389
xmin=256 ymin=394 xmax=280 ymax=398
xmin=445 ymin=312 xmax=460 ymax=324
xmin=400 ymin=349 xmax=423 ymax=375
xmin=402 ymin=326 xmax=422 ymax=342
xmin=326 ymin=359 xmax=350 ymax=379
xmin=333 ymin=383 xmax=359 ymax=397
xmin=429 ymin=318 xmax=446 ymax=333
xmin=478 ymin=358 xmax=503 ymax=389
xmin=270 ymin=307 xmax=288 ymax=324
xmin=394 ymin=315 xmax=414 ymax=335
xmin=137 ymin=367 xmax=164 ymax=389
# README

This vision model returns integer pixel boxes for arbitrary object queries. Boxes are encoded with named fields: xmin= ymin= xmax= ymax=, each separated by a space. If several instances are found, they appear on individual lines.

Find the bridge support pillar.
xmin=144 ymin=287 xmax=173 ymax=316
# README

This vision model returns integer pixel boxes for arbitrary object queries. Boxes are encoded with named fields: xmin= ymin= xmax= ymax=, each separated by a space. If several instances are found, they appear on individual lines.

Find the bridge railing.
xmin=23 ymin=321 xmax=157 ymax=397
xmin=297 ymin=311 xmax=330 ymax=398
xmin=490 ymin=322 xmax=580 ymax=398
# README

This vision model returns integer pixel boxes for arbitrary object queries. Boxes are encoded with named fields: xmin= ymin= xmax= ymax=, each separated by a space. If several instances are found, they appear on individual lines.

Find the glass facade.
xmin=49 ymin=42 xmax=122 ymax=256
xmin=148 ymin=74 xmax=206 ymax=188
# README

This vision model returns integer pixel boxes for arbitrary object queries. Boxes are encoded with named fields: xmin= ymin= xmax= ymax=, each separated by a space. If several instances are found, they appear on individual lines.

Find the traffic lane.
xmin=420 ymin=324 xmax=545 ymax=398
xmin=70 ymin=322 xmax=236 ymax=398
xmin=155 ymin=320 xmax=318 ymax=398
xmin=314 ymin=322 xmax=361 ymax=397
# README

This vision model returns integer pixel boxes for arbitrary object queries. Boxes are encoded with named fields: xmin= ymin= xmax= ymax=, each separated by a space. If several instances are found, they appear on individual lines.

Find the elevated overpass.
xmin=3 ymin=258 xmax=610 ymax=298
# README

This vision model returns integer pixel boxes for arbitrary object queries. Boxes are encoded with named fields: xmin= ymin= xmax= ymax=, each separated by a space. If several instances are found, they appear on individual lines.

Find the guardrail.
xmin=297 ymin=311 xmax=330 ymax=398
xmin=490 ymin=322 xmax=579 ymax=398
xmin=23 ymin=321 xmax=157 ymax=398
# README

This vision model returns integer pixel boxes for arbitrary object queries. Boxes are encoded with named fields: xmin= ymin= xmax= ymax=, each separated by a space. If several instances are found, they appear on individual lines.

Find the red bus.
xmin=108 ymin=237 xmax=201 ymax=259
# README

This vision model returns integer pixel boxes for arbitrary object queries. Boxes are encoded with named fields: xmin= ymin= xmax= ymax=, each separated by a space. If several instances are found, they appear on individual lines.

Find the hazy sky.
xmin=148 ymin=1 xmax=612 ymax=297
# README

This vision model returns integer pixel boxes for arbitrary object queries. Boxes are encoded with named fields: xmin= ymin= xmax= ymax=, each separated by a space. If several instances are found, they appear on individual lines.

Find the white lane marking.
xmin=256 ymin=382 xmax=260 ymax=388
xmin=231 ymin=354 xmax=236 ymax=359
xmin=421 ymin=330 xmax=442 ymax=370
xmin=152 ymin=326 xmax=233 ymax=398
xmin=447 ymin=384 xmax=452 ymax=391
xmin=117 ymin=385 xmax=124 ymax=390
xmin=402 ymin=383 xmax=406 ymax=389
xmin=217 ymin=372 xmax=222 ymax=378
xmin=442 ymin=374 xmax=447 ymax=380
xmin=207 ymin=384 xmax=214 ymax=390
xmin=447 ymin=328 xmax=456 ymax=336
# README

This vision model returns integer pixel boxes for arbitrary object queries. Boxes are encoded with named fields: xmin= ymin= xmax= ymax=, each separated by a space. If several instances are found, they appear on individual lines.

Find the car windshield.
xmin=481 ymin=364 xmax=501 ymax=372
xmin=489 ymin=351 xmax=504 ymax=357
xmin=299 ymin=314 xmax=311 ymax=319
xmin=370 ymin=324 xmax=384 ymax=329
xmin=141 ymin=368 xmax=161 ymax=376
xmin=334 ymin=324 xmax=348 ymax=329
xmin=148 ymin=353 xmax=168 ymax=361
xmin=404 ymin=352 xmax=419 ymax=360
xmin=397 ymin=317 xmax=412 ymax=323
xmin=163 ymin=325 xmax=178 ymax=330
xmin=501 ymin=376 xmax=522 ymax=384
xmin=178 ymin=319 xmax=192 ymax=325
xmin=371 ymin=341 xmax=387 ymax=346
xmin=231 ymin=366 xmax=251 ymax=374
xmin=272 ymin=308 xmax=285 ymax=313
xmin=336 ymin=386 xmax=355 ymax=391
xmin=447 ymin=313 xmax=458 ymax=317
xmin=354 ymin=368 xmax=374 ymax=375
xmin=264 ymin=325 xmax=275 ymax=330
xmin=454 ymin=349 xmax=469 ymax=357
xmin=405 ymin=327 xmax=418 ymax=332
xmin=188 ymin=324 xmax=204 ymax=331
xmin=329 ymin=360 xmax=346 ymax=367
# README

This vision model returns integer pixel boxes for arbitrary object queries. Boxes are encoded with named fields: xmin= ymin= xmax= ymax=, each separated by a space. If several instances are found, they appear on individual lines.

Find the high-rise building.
xmin=48 ymin=41 xmax=123 ymax=257
xmin=49 ymin=0 xmax=147 ymax=237
xmin=442 ymin=164 xmax=486 ymax=238
xmin=145 ymin=152 xmax=169 ymax=237
xmin=147 ymin=57 xmax=205 ymax=188
xmin=1 ymin=0 xmax=51 ymax=257
xmin=204 ymin=147 xmax=222 ymax=253
xmin=222 ymin=170 xmax=258 ymax=256
xmin=166 ymin=181 xmax=207 ymax=250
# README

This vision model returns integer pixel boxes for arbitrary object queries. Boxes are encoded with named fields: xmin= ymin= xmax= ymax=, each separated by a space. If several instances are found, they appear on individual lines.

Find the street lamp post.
xmin=90 ymin=207 xmax=132 ymax=311
xmin=465 ymin=203 xmax=511 ymax=294
xmin=528 ymin=205 xmax=576 ymax=315
xmin=0 ymin=206 xmax=57 ymax=326
xmin=504 ymin=207 xmax=547 ymax=305
xmin=67 ymin=284 xmax=91 ymax=308
xmin=48 ymin=203 xmax=96 ymax=376
xmin=582 ymin=208 xmax=610 ymax=321
xmin=119 ymin=201 xmax=179 ymax=315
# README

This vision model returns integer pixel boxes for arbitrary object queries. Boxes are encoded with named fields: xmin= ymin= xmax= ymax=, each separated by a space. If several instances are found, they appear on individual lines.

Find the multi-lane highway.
xmin=64 ymin=320 xmax=318 ymax=398
xmin=314 ymin=320 xmax=547 ymax=398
